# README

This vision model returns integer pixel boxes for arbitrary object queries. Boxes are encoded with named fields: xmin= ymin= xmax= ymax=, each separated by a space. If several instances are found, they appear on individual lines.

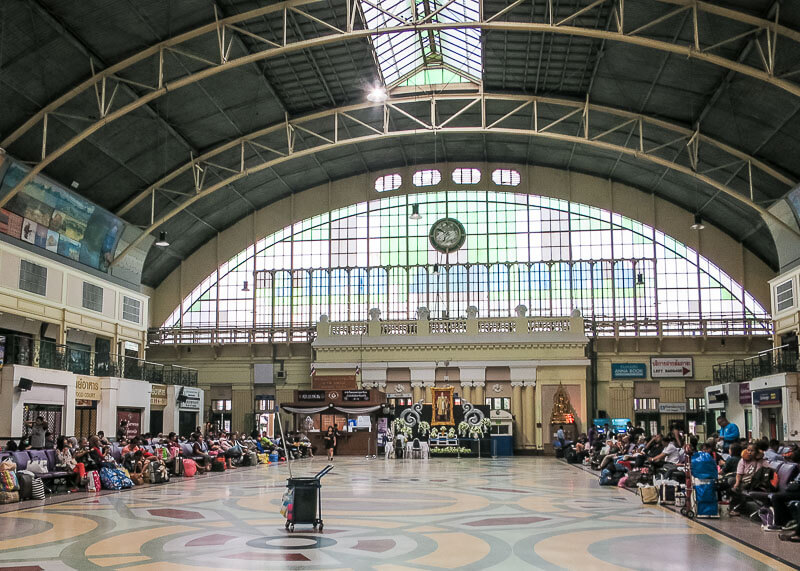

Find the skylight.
xmin=360 ymin=0 xmax=482 ymax=87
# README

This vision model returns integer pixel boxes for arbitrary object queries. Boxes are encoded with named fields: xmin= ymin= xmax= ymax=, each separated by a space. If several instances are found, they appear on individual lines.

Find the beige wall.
xmin=150 ymin=164 xmax=774 ymax=327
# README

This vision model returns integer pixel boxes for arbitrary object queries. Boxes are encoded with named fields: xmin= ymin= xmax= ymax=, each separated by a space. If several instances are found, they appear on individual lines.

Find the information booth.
xmin=282 ymin=387 xmax=387 ymax=456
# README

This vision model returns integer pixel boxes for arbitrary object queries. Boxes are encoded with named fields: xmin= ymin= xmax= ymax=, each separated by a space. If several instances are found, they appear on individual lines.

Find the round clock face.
xmin=429 ymin=217 xmax=466 ymax=253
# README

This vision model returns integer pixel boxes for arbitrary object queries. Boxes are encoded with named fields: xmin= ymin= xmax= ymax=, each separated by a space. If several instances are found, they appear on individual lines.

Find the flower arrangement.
xmin=447 ymin=427 xmax=456 ymax=438
xmin=418 ymin=421 xmax=431 ymax=436
xmin=391 ymin=418 xmax=413 ymax=438
xmin=457 ymin=421 xmax=470 ymax=436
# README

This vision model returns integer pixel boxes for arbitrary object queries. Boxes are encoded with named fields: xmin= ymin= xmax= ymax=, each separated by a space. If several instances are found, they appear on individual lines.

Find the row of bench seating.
xmin=0 ymin=443 xmax=212 ymax=491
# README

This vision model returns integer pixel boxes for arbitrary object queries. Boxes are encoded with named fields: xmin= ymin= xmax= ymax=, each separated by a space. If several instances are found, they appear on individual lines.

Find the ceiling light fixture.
xmin=241 ymin=280 xmax=250 ymax=292
xmin=155 ymin=231 xmax=170 ymax=247
xmin=367 ymin=85 xmax=388 ymax=103
xmin=432 ymin=264 xmax=440 ymax=275
xmin=636 ymin=273 xmax=645 ymax=286
xmin=690 ymin=214 xmax=705 ymax=230
xmin=409 ymin=203 xmax=422 ymax=220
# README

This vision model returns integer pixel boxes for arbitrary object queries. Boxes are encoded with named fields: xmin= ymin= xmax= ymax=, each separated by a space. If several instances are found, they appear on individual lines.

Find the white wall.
xmin=0 ymin=364 xmax=76 ymax=438
xmin=96 ymin=377 xmax=152 ymax=438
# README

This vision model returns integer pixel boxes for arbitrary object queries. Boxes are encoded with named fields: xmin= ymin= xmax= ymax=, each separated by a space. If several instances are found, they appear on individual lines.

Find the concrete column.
xmin=410 ymin=365 xmax=436 ymax=403
xmin=523 ymin=383 xmax=535 ymax=449
xmin=511 ymin=382 xmax=523 ymax=450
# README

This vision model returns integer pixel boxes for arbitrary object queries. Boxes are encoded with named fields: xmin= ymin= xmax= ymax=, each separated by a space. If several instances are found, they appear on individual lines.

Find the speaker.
xmin=18 ymin=378 xmax=33 ymax=391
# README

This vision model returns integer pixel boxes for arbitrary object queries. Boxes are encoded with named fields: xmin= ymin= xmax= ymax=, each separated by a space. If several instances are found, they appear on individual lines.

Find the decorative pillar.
xmin=511 ymin=382 xmax=523 ymax=450
xmin=460 ymin=382 xmax=472 ymax=405
xmin=411 ymin=382 xmax=424 ymax=403
xmin=523 ymin=383 xmax=536 ymax=449
xmin=472 ymin=383 xmax=485 ymax=406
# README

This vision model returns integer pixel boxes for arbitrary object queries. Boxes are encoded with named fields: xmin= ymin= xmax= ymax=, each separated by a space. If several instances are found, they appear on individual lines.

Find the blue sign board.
xmin=611 ymin=363 xmax=647 ymax=379
xmin=753 ymin=389 xmax=782 ymax=406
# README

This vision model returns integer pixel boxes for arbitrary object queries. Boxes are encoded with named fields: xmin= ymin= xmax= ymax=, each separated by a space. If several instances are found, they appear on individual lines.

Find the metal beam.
xmin=109 ymin=92 xmax=800 ymax=267
xmin=3 ymin=0 xmax=800 ymax=211
xmin=116 ymin=90 xmax=795 ymax=217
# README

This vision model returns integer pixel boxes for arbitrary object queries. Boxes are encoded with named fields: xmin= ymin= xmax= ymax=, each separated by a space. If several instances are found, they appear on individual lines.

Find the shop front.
xmin=749 ymin=373 xmax=800 ymax=442
xmin=282 ymin=389 xmax=387 ymax=456
xmin=149 ymin=384 xmax=167 ymax=434
xmin=97 ymin=377 xmax=151 ymax=440
xmin=704 ymin=382 xmax=752 ymax=439
xmin=74 ymin=375 xmax=101 ymax=438
xmin=0 ymin=364 xmax=76 ymax=439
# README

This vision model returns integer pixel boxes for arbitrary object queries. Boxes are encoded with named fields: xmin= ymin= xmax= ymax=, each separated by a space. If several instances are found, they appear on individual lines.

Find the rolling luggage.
xmin=170 ymin=457 xmax=185 ymax=477
xmin=16 ymin=471 xmax=33 ymax=500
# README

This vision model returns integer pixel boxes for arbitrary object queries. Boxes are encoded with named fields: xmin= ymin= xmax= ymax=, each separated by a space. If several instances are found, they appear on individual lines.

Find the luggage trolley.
xmin=284 ymin=465 xmax=334 ymax=532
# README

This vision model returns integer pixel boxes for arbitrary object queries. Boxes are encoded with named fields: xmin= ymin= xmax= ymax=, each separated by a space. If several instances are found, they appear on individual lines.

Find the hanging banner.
xmin=739 ymin=382 xmax=751 ymax=405
xmin=75 ymin=376 xmax=101 ymax=401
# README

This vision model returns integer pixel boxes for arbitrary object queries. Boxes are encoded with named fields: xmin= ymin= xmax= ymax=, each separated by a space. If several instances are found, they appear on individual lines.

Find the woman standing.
xmin=323 ymin=426 xmax=337 ymax=461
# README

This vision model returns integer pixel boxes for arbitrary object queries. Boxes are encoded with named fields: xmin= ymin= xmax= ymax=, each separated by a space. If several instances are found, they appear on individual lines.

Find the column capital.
xmin=511 ymin=381 xmax=525 ymax=387
xmin=460 ymin=380 xmax=475 ymax=388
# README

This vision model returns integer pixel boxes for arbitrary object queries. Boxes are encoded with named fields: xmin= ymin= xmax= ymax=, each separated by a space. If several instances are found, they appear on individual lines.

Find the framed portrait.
xmin=431 ymin=386 xmax=454 ymax=426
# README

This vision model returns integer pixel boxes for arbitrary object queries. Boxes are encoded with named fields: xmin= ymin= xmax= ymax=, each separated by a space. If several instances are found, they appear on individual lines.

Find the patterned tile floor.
xmin=0 ymin=457 xmax=795 ymax=570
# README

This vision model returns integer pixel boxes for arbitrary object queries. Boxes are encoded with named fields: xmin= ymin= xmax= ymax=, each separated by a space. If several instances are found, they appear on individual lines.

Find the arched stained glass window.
xmin=162 ymin=190 xmax=769 ymax=335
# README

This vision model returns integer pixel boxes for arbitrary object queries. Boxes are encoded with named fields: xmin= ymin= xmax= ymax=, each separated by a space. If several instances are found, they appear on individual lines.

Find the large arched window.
xmin=163 ymin=191 xmax=769 ymax=335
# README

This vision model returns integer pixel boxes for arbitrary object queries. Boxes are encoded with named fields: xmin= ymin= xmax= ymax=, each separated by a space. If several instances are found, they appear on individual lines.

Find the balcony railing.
xmin=147 ymin=315 xmax=772 ymax=345
xmin=1 ymin=334 xmax=197 ymax=386
xmin=712 ymin=345 xmax=799 ymax=384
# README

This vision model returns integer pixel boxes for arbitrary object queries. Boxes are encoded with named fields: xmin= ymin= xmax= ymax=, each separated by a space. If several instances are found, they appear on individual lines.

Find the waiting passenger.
xmin=729 ymin=443 xmax=769 ymax=516
xmin=764 ymin=439 xmax=782 ymax=462
xmin=54 ymin=435 xmax=84 ymax=491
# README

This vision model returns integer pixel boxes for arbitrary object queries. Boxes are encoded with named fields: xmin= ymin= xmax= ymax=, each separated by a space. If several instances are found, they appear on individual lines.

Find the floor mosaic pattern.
xmin=0 ymin=457 xmax=794 ymax=570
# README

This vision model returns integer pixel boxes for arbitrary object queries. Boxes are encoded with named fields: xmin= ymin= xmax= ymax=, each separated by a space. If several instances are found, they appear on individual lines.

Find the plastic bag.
xmin=280 ymin=487 xmax=294 ymax=518
xmin=691 ymin=452 xmax=718 ymax=480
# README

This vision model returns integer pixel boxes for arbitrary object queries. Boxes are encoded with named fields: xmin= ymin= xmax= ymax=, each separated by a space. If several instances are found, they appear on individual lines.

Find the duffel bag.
xmin=99 ymin=467 xmax=123 ymax=491
xmin=0 ymin=470 xmax=19 ymax=492
xmin=211 ymin=457 xmax=226 ymax=472
xmin=182 ymin=459 xmax=197 ymax=477
xmin=16 ymin=471 xmax=33 ymax=501
xmin=149 ymin=461 xmax=170 ymax=484
xmin=114 ymin=468 xmax=134 ymax=489
xmin=0 ymin=491 xmax=19 ymax=504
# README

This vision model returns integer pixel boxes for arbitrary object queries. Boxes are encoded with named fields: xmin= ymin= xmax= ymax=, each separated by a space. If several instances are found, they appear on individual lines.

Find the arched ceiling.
xmin=1 ymin=0 xmax=799 ymax=287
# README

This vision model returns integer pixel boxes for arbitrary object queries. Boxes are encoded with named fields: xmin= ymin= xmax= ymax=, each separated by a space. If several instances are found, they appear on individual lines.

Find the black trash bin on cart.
xmin=284 ymin=465 xmax=333 ymax=532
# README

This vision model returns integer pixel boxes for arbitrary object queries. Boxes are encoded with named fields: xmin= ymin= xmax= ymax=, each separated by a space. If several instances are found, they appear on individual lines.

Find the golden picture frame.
xmin=431 ymin=386 xmax=455 ymax=426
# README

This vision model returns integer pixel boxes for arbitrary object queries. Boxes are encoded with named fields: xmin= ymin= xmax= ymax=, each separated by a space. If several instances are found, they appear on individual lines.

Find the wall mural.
xmin=0 ymin=160 xmax=125 ymax=273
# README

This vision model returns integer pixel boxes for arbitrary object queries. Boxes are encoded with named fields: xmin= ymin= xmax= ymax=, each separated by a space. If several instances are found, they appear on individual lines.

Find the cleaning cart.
xmin=282 ymin=464 xmax=333 ymax=532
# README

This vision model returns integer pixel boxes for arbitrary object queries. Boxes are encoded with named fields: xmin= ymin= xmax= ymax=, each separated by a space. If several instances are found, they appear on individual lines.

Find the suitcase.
xmin=16 ymin=471 xmax=33 ymax=501
xmin=0 ymin=491 xmax=19 ymax=504
xmin=149 ymin=461 xmax=170 ymax=484
xmin=170 ymin=457 xmax=185 ymax=476
xmin=182 ymin=459 xmax=197 ymax=477
xmin=658 ymin=483 xmax=677 ymax=505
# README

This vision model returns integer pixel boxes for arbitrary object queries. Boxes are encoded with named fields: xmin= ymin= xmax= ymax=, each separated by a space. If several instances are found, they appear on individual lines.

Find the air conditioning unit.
xmin=275 ymin=370 xmax=287 ymax=380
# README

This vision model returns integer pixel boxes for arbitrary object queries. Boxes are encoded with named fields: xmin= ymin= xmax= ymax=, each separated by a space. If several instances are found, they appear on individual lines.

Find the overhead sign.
xmin=343 ymin=390 xmax=370 ymax=402
xmin=75 ymin=376 xmax=101 ymax=401
xmin=150 ymin=384 xmax=167 ymax=407
xmin=658 ymin=403 xmax=687 ymax=414
xmin=650 ymin=357 xmax=693 ymax=378
xmin=753 ymin=388 xmax=782 ymax=406
xmin=298 ymin=390 xmax=325 ymax=402
xmin=611 ymin=363 xmax=647 ymax=379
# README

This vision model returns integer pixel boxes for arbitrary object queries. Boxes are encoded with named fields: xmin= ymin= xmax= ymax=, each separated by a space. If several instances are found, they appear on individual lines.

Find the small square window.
xmin=19 ymin=260 xmax=47 ymax=296
xmin=82 ymin=282 xmax=103 ymax=312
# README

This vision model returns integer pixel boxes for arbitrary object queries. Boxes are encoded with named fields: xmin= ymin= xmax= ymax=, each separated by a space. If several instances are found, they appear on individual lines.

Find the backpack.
xmin=599 ymin=468 xmax=621 ymax=486
xmin=565 ymin=448 xmax=578 ymax=464
xmin=758 ymin=506 xmax=776 ymax=528
xmin=16 ymin=471 xmax=33 ymax=501
xmin=149 ymin=461 xmax=170 ymax=484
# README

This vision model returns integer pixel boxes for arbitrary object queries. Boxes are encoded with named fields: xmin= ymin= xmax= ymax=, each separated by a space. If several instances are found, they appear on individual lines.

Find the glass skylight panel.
xmin=360 ymin=0 xmax=482 ymax=86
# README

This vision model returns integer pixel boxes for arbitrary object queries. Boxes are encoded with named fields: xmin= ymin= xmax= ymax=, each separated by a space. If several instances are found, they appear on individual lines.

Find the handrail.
xmin=0 ymin=333 xmax=197 ymax=385
xmin=712 ymin=345 xmax=798 ymax=384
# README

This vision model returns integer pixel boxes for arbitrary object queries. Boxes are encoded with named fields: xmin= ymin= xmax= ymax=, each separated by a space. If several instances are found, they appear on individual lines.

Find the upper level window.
xmin=375 ymin=174 xmax=401 ymax=192
xmin=776 ymin=279 xmax=794 ymax=312
xmin=452 ymin=168 xmax=481 ymax=184
xmin=82 ymin=282 xmax=103 ymax=312
xmin=122 ymin=296 xmax=141 ymax=323
xmin=492 ymin=169 xmax=521 ymax=186
xmin=19 ymin=260 xmax=47 ymax=296
xmin=412 ymin=169 xmax=441 ymax=187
